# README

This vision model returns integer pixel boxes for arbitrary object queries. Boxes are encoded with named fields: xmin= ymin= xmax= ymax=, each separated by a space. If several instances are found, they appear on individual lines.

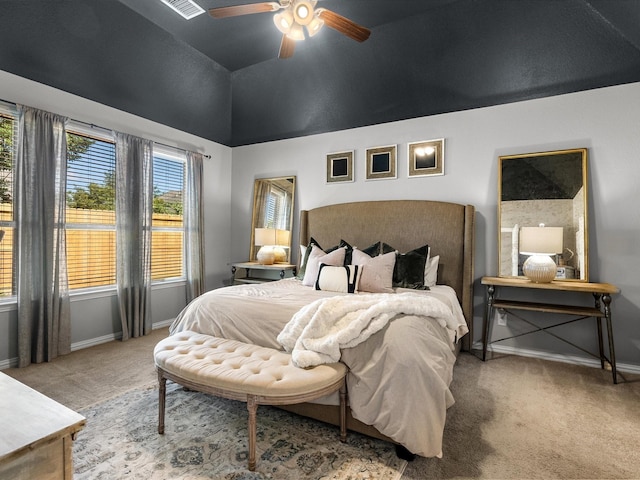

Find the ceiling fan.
xmin=208 ymin=0 xmax=371 ymax=59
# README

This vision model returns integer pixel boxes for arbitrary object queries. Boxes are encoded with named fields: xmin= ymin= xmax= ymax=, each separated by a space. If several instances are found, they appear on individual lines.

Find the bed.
xmin=169 ymin=199 xmax=475 ymax=458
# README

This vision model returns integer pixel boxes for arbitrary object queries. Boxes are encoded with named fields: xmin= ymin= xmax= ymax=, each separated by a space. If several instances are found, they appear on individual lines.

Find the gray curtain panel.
xmin=114 ymin=132 xmax=153 ymax=341
xmin=15 ymin=105 xmax=71 ymax=367
xmin=184 ymin=151 xmax=205 ymax=302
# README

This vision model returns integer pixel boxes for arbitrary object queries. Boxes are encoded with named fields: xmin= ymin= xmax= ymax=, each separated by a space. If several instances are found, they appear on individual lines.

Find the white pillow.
xmin=424 ymin=255 xmax=439 ymax=287
xmin=351 ymin=248 xmax=395 ymax=293
xmin=315 ymin=264 xmax=362 ymax=293
xmin=302 ymin=245 xmax=346 ymax=287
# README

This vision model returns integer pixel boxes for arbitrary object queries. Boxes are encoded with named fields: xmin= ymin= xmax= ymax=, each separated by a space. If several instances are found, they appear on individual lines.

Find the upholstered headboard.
xmin=299 ymin=200 xmax=475 ymax=350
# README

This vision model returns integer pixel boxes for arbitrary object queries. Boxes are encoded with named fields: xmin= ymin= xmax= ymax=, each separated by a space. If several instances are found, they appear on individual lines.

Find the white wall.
xmin=231 ymin=83 xmax=640 ymax=370
xmin=0 ymin=70 xmax=233 ymax=367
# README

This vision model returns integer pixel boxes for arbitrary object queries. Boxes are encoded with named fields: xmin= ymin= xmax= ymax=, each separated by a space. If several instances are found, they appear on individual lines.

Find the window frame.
xmin=65 ymin=122 xmax=118 ymax=294
xmin=151 ymin=146 xmax=186 ymax=284
xmin=0 ymin=104 xmax=16 ymax=302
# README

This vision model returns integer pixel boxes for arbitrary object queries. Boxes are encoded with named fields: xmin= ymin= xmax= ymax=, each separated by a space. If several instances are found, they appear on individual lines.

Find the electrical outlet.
xmin=497 ymin=309 xmax=508 ymax=326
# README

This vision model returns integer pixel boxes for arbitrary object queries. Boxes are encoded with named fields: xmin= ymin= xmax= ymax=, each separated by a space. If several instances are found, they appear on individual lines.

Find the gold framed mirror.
xmin=498 ymin=148 xmax=588 ymax=281
xmin=249 ymin=176 xmax=296 ymax=264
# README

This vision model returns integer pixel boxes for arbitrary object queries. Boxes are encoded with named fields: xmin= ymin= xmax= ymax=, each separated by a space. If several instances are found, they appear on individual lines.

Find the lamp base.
xmin=272 ymin=246 xmax=287 ymax=263
xmin=523 ymin=254 xmax=557 ymax=283
xmin=256 ymin=246 xmax=275 ymax=265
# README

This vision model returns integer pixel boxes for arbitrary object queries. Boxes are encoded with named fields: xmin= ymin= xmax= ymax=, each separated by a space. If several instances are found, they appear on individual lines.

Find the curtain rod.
xmin=0 ymin=98 xmax=211 ymax=159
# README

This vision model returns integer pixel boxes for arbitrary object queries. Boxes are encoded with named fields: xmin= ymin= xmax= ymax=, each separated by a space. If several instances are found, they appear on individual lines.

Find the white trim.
xmin=0 ymin=357 xmax=16 ymax=370
xmin=472 ymin=341 xmax=640 ymax=375
xmin=0 ymin=301 xmax=16 ymax=313
xmin=0 ymin=318 xmax=174 ymax=370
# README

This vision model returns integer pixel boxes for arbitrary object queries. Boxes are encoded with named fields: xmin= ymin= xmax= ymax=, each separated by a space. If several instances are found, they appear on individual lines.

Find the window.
xmin=1 ymin=114 xmax=187 ymax=297
xmin=265 ymin=183 xmax=291 ymax=230
xmin=0 ymin=111 xmax=15 ymax=298
xmin=65 ymin=129 xmax=116 ymax=290
xmin=151 ymin=151 xmax=185 ymax=282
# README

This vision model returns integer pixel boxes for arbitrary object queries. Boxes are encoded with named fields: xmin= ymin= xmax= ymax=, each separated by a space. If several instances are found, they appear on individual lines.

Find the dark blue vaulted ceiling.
xmin=2 ymin=0 xmax=640 ymax=147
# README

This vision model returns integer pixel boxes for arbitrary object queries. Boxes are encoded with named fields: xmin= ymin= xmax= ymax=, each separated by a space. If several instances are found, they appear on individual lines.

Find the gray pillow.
xmin=351 ymin=248 xmax=395 ymax=293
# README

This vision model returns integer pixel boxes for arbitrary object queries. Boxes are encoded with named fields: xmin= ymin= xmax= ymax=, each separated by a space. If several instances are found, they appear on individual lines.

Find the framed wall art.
xmin=408 ymin=138 xmax=444 ymax=177
xmin=326 ymin=151 xmax=354 ymax=183
xmin=365 ymin=145 xmax=397 ymax=180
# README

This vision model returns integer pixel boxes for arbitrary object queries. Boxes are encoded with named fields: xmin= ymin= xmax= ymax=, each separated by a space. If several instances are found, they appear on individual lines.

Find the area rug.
xmin=74 ymin=382 xmax=407 ymax=479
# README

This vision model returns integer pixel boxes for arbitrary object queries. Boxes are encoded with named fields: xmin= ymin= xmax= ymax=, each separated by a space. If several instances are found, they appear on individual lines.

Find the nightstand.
xmin=231 ymin=262 xmax=296 ymax=284
xmin=481 ymin=276 xmax=621 ymax=383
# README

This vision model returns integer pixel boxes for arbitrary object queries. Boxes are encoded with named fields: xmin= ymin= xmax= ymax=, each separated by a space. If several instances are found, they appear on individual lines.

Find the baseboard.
xmin=0 ymin=319 xmax=175 ymax=370
xmin=472 ymin=341 xmax=640 ymax=375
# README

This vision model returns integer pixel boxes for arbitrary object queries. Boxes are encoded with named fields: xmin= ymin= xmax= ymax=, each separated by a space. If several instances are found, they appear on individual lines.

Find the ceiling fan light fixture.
xmin=306 ymin=15 xmax=324 ymax=37
xmin=293 ymin=0 xmax=315 ymax=26
xmin=273 ymin=10 xmax=294 ymax=34
xmin=286 ymin=22 xmax=305 ymax=41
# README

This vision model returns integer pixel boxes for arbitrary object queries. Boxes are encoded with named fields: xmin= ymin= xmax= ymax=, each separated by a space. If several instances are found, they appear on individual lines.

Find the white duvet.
xmin=169 ymin=278 xmax=468 ymax=458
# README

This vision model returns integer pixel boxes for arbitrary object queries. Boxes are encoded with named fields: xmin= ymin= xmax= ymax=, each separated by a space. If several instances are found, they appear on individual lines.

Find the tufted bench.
xmin=153 ymin=331 xmax=348 ymax=471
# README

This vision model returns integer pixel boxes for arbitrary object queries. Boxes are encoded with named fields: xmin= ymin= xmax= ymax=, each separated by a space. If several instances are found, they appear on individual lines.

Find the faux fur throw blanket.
xmin=277 ymin=292 xmax=457 ymax=368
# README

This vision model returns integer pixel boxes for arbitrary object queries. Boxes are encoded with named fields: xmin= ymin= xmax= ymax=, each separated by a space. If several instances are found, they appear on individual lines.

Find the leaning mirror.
xmin=498 ymin=149 xmax=588 ymax=282
xmin=249 ymin=176 xmax=296 ymax=264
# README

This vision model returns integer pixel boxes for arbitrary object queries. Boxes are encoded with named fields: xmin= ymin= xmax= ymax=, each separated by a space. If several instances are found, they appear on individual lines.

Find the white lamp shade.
xmin=520 ymin=227 xmax=563 ymax=255
xmin=287 ymin=23 xmax=305 ymax=41
xmin=255 ymin=228 xmax=276 ymax=246
xmin=293 ymin=0 xmax=315 ymax=25
xmin=275 ymin=229 xmax=290 ymax=246
xmin=273 ymin=10 xmax=294 ymax=34
xmin=306 ymin=15 xmax=324 ymax=37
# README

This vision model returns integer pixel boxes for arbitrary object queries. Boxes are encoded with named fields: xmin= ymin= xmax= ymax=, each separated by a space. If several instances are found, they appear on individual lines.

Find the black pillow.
xmin=361 ymin=241 xmax=381 ymax=257
xmin=382 ymin=243 xmax=429 ymax=289
xmin=338 ymin=239 xmax=354 ymax=265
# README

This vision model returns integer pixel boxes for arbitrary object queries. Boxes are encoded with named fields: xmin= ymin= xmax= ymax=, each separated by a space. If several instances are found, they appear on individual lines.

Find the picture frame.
xmin=408 ymin=138 xmax=445 ymax=177
xmin=365 ymin=145 xmax=397 ymax=180
xmin=326 ymin=151 xmax=354 ymax=183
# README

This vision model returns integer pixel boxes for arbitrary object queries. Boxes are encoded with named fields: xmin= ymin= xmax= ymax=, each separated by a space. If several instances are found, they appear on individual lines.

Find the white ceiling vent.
xmin=160 ymin=0 xmax=205 ymax=20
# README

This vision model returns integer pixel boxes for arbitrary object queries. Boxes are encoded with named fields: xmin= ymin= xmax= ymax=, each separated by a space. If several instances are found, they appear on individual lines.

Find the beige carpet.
xmin=5 ymin=328 xmax=640 ymax=479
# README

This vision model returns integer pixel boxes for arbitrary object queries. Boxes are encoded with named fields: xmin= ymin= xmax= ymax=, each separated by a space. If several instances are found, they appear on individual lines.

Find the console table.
xmin=481 ymin=276 xmax=621 ymax=383
xmin=0 ymin=372 xmax=86 ymax=479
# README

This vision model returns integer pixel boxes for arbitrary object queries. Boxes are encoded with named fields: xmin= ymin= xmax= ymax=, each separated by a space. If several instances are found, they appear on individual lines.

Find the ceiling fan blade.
xmin=316 ymin=8 xmax=371 ymax=43
xmin=279 ymin=34 xmax=296 ymax=59
xmin=209 ymin=2 xmax=281 ymax=19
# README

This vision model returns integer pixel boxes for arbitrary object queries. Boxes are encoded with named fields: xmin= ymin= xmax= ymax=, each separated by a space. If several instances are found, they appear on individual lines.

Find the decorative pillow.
xmin=361 ymin=241 xmax=381 ymax=257
xmin=315 ymin=264 xmax=362 ymax=293
xmin=351 ymin=248 xmax=395 ymax=293
xmin=302 ymin=245 xmax=346 ymax=286
xmin=382 ymin=243 xmax=429 ymax=289
xmin=338 ymin=239 xmax=354 ymax=265
xmin=424 ymin=254 xmax=440 ymax=287
xmin=297 ymin=236 xmax=321 ymax=279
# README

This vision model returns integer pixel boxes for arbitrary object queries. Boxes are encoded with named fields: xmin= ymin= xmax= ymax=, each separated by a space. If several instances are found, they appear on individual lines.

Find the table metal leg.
xmin=482 ymin=285 xmax=495 ymax=361
xmin=593 ymin=293 xmax=605 ymax=369
xmin=603 ymin=294 xmax=617 ymax=384
xmin=596 ymin=317 xmax=605 ymax=369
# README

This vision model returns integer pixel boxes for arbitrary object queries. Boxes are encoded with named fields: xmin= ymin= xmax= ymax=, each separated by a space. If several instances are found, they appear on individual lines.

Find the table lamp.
xmin=520 ymin=225 xmax=563 ymax=283
xmin=254 ymin=228 xmax=276 ymax=265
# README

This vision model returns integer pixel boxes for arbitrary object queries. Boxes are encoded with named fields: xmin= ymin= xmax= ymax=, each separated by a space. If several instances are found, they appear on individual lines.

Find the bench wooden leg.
xmin=158 ymin=371 xmax=166 ymax=435
xmin=247 ymin=395 xmax=258 ymax=471
xmin=339 ymin=381 xmax=347 ymax=442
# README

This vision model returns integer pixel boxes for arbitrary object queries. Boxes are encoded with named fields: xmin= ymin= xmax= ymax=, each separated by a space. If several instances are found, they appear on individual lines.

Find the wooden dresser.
xmin=0 ymin=372 xmax=86 ymax=480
